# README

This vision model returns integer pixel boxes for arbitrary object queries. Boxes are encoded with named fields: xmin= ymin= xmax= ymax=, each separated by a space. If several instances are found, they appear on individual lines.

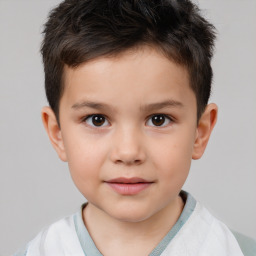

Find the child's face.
xmin=44 ymin=46 xmax=216 ymax=222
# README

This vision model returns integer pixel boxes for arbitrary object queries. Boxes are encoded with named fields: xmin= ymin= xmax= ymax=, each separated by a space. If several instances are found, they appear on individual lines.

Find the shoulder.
xmin=13 ymin=247 xmax=28 ymax=256
xmin=231 ymin=231 xmax=256 ymax=256
xmin=161 ymin=193 xmax=245 ymax=255
xmin=196 ymin=203 xmax=256 ymax=256
xmin=192 ymin=202 xmax=255 ymax=256
xmin=174 ymin=200 xmax=245 ymax=255
xmin=13 ymin=214 xmax=84 ymax=256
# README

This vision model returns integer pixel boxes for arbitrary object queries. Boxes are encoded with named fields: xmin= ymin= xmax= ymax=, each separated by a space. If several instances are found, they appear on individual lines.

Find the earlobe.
xmin=41 ymin=106 xmax=67 ymax=162
xmin=192 ymin=103 xmax=218 ymax=160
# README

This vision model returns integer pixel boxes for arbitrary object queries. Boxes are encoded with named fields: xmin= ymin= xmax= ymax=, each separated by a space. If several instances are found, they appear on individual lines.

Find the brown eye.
xmin=147 ymin=114 xmax=171 ymax=127
xmin=85 ymin=115 xmax=109 ymax=127
xmin=152 ymin=115 xmax=165 ymax=126
xmin=92 ymin=115 xmax=105 ymax=126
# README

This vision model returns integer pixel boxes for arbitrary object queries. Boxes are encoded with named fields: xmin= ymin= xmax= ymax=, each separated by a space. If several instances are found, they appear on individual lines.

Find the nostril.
xmin=110 ymin=139 xmax=146 ymax=165
xmin=115 ymin=159 xmax=142 ymax=165
xmin=134 ymin=159 xmax=142 ymax=165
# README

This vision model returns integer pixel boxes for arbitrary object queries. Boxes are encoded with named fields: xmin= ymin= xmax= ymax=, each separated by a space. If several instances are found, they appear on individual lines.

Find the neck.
xmin=82 ymin=196 xmax=184 ymax=256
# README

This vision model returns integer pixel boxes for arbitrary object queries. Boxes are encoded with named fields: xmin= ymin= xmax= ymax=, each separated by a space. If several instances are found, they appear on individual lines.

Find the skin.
xmin=42 ymin=46 xmax=217 ymax=256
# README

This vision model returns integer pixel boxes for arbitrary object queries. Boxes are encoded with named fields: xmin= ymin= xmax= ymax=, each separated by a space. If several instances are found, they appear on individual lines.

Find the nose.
xmin=109 ymin=126 xmax=146 ymax=165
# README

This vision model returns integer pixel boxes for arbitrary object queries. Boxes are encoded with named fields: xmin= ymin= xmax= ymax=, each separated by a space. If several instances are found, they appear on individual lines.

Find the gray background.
xmin=0 ymin=0 xmax=255 ymax=255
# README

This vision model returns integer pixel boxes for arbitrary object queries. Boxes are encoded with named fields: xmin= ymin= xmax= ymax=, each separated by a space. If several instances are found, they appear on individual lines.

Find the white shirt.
xmin=14 ymin=191 xmax=246 ymax=256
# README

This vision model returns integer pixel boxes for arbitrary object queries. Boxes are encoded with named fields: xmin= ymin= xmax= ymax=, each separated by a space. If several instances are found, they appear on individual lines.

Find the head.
xmin=41 ymin=0 xmax=218 ymax=223
xmin=41 ymin=0 xmax=216 ymax=124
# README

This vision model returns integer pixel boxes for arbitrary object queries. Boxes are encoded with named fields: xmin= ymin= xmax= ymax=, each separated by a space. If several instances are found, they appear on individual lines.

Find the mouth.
xmin=105 ymin=177 xmax=154 ymax=195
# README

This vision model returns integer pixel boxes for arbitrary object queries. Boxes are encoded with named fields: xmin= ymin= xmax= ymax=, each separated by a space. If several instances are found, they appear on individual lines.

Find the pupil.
xmin=92 ymin=115 xmax=105 ymax=126
xmin=152 ymin=115 xmax=165 ymax=126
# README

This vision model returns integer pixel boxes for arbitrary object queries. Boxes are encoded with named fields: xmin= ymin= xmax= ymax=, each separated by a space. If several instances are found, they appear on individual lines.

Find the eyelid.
xmin=146 ymin=114 xmax=174 ymax=127
xmin=82 ymin=114 xmax=110 ymax=128
xmin=81 ymin=113 xmax=174 ymax=128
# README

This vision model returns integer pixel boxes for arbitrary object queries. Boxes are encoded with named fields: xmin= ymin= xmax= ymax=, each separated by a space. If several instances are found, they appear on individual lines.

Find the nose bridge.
xmin=110 ymin=123 xmax=146 ymax=165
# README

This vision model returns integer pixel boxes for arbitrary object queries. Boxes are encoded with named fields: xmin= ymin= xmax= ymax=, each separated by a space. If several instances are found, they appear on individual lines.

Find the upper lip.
xmin=105 ymin=177 xmax=153 ymax=184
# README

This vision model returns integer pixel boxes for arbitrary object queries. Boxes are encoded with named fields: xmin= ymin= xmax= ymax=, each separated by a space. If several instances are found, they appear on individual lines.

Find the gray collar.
xmin=73 ymin=190 xmax=196 ymax=256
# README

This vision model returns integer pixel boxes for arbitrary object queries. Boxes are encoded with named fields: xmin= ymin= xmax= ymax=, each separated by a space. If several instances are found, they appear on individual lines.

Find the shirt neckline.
xmin=73 ymin=190 xmax=196 ymax=256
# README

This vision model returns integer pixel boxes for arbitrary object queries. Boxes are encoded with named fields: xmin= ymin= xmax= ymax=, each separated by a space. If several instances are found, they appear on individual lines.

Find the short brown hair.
xmin=41 ymin=0 xmax=216 ymax=123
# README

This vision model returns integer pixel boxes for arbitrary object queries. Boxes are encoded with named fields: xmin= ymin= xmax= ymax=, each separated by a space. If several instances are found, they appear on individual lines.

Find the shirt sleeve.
xmin=13 ymin=244 xmax=28 ymax=256
xmin=231 ymin=230 xmax=256 ymax=256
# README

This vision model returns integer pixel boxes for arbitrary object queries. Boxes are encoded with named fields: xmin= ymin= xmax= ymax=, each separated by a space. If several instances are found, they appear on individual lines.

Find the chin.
xmin=107 ymin=205 xmax=155 ymax=223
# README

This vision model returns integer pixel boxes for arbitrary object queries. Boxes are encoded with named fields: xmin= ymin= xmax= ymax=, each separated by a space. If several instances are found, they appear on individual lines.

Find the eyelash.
xmin=82 ymin=114 xmax=174 ymax=128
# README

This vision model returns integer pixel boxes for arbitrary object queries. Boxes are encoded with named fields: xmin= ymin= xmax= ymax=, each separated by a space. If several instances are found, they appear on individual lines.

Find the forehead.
xmin=60 ymin=46 xmax=196 ymax=113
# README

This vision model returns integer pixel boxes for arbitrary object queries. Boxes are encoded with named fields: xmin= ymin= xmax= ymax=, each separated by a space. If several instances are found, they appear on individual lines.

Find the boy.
xmin=13 ymin=0 xmax=255 ymax=255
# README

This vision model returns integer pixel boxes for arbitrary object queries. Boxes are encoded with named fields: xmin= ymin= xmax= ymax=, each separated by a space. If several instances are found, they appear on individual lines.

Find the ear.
xmin=192 ymin=103 xmax=218 ymax=160
xmin=41 ymin=106 xmax=67 ymax=162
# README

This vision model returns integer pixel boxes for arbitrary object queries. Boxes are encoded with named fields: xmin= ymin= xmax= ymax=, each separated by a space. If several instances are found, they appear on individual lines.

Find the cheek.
xmin=67 ymin=146 xmax=102 ymax=199
xmin=64 ymin=130 xmax=106 ymax=167
xmin=63 ymin=135 xmax=107 ymax=188
xmin=151 ymin=130 xmax=195 ymax=181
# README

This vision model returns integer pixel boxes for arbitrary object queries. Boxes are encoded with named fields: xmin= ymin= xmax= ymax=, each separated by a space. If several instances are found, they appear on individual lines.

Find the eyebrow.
xmin=71 ymin=99 xmax=183 ymax=112
xmin=140 ymin=100 xmax=184 ymax=112
xmin=72 ymin=101 xmax=115 ymax=111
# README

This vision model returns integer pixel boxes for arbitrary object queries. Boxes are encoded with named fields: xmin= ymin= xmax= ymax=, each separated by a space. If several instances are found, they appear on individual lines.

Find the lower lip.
xmin=106 ymin=182 xmax=152 ymax=195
